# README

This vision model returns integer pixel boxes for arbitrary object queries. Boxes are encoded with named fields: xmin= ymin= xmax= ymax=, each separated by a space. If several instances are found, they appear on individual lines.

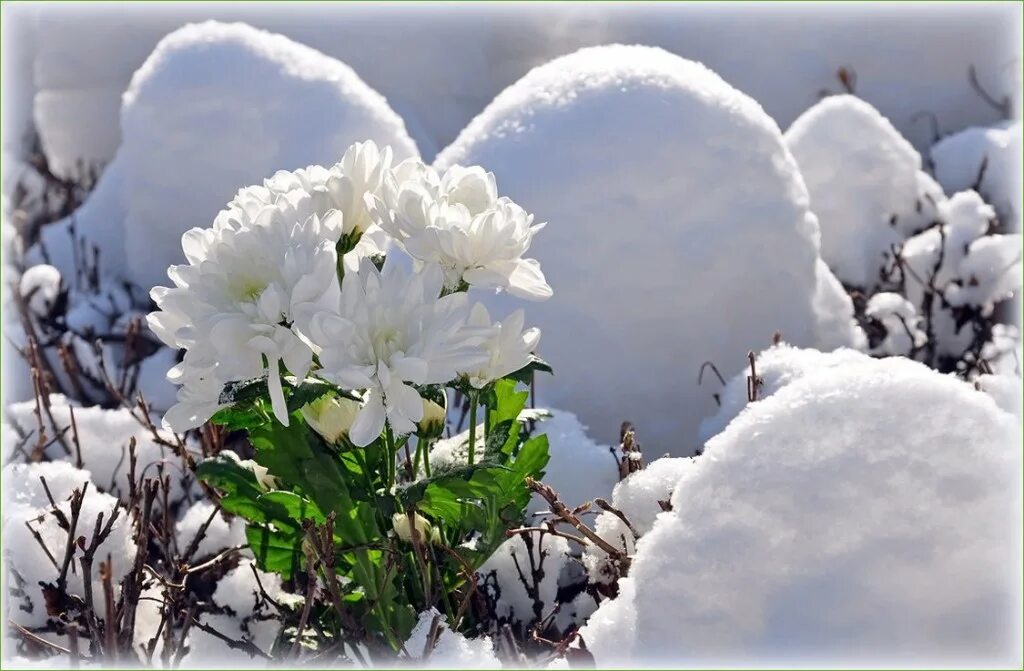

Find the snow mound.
xmin=584 ymin=350 xmax=1022 ymax=666
xmin=436 ymin=45 xmax=828 ymax=453
xmin=583 ymin=456 xmax=692 ymax=584
xmin=404 ymin=609 xmax=500 ymax=668
xmin=5 ymin=394 xmax=187 ymax=502
xmin=785 ymin=95 xmax=944 ymax=288
xmin=36 ymin=21 xmax=417 ymax=291
xmin=976 ymin=373 xmax=1023 ymax=416
xmin=812 ymin=259 xmax=867 ymax=351
xmin=529 ymin=410 xmax=619 ymax=512
xmin=477 ymin=531 xmax=571 ymax=629
xmin=175 ymin=499 xmax=247 ymax=561
xmin=698 ymin=343 xmax=868 ymax=443
xmin=3 ymin=462 xmax=135 ymax=628
xmin=931 ymin=121 xmax=1022 ymax=226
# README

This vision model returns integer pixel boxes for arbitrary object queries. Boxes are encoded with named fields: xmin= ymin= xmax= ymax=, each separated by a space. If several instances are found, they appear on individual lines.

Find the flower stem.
xmin=413 ymin=437 xmax=432 ymax=478
xmin=467 ymin=393 xmax=478 ymax=466
xmin=384 ymin=424 xmax=397 ymax=487
xmin=422 ymin=438 xmax=432 ymax=477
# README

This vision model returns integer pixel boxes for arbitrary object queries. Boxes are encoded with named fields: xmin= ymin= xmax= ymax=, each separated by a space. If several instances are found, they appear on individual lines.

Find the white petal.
xmin=350 ymin=393 xmax=386 ymax=447
xmin=267 ymin=359 xmax=291 ymax=427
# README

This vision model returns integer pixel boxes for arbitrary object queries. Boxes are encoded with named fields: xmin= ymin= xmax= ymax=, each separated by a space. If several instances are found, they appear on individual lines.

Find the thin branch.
xmin=526 ymin=478 xmax=631 ymax=571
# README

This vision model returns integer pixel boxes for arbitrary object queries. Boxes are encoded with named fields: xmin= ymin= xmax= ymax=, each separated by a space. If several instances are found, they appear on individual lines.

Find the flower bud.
xmin=391 ymin=511 xmax=440 ymax=545
xmin=301 ymin=393 xmax=361 ymax=445
xmin=417 ymin=396 xmax=447 ymax=439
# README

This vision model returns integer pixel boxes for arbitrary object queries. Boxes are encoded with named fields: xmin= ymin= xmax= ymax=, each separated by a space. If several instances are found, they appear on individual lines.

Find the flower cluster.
xmin=148 ymin=141 xmax=551 ymax=445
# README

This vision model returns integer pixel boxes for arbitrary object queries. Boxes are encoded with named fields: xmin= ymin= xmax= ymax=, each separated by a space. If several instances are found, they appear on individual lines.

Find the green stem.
xmin=467 ymin=394 xmax=478 ymax=466
xmin=384 ymin=424 xmax=397 ymax=488
xmin=483 ymin=396 xmax=491 ymax=440
xmin=415 ymin=438 xmax=432 ymax=478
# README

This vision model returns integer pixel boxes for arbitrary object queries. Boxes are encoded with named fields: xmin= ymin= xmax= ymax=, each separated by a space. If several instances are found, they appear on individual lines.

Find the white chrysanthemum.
xmin=148 ymin=199 xmax=339 ymax=430
xmin=263 ymin=140 xmax=393 ymax=238
xmin=461 ymin=304 xmax=541 ymax=389
xmin=374 ymin=160 xmax=552 ymax=300
xmin=376 ymin=160 xmax=498 ymax=240
xmin=215 ymin=143 xmax=393 ymax=271
xmin=308 ymin=259 xmax=488 ymax=447
xmin=161 ymin=364 xmax=229 ymax=432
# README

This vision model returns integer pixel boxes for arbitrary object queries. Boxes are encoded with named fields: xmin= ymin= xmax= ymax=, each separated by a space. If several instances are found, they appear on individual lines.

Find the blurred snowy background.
xmin=1 ymin=2 xmax=1022 ymax=667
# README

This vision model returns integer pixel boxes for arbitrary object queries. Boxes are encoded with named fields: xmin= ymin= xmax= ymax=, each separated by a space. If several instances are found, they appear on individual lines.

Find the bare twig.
xmin=8 ymin=620 xmax=72 ymax=655
xmin=189 ymin=617 xmax=273 ymax=659
xmin=526 ymin=478 xmax=631 ymax=572
xmin=594 ymin=498 xmax=640 ymax=540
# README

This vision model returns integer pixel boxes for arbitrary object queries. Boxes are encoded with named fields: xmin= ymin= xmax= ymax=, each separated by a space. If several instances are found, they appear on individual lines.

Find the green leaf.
xmin=248 ymin=418 xmax=380 ymax=546
xmin=511 ymin=433 xmax=550 ymax=480
xmin=245 ymin=524 xmax=304 ymax=579
xmin=196 ymin=456 xmax=270 ymax=521
xmin=258 ymin=490 xmax=327 ymax=524
xmin=503 ymin=354 xmax=553 ymax=386
xmin=211 ymin=376 xmax=358 ymax=430
xmin=488 ymin=379 xmax=529 ymax=427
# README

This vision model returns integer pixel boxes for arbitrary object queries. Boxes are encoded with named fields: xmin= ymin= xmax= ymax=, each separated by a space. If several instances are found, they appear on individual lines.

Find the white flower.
xmin=374 ymin=161 xmax=552 ymax=300
xmin=461 ymin=304 xmax=542 ymax=389
xmin=216 ymin=141 xmax=393 ymax=270
xmin=301 ymin=392 xmax=362 ymax=445
xmin=437 ymin=165 xmax=498 ymax=216
xmin=403 ymin=199 xmax=551 ymax=300
xmin=161 ymin=365 xmax=230 ymax=433
xmin=308 ymin=258 xmax=488 ymax=447
xmin=148 ymin=200 xmax=339 ymax=431
xmin=374 ymin=160 xmax=497 ymax=240
xmin=264 ymin=140 xmax=393 ymax=238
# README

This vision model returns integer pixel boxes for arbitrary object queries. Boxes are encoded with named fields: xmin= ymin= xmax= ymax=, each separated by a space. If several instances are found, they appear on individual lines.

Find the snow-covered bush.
xmin=582 ymin=457 xmax=693 ymax=590
xmin=785 ymin=94 xmax=944 ymax=289
xmin=477 ymin=531 xmax=573 ymax=636
xmin=3 ymin=462 xmax=135 ymax=629
xmin=931 ymin=121 xmax=1022 ymax=226
xmin=34 ymin=21 xmax=418 ymax=292
xmin=403 ymin=609 xmax=500 ymax=668
xmin=5 ymin=394 xmax=189 ymax=501
xmin=582 ymin=349 xmax=1021 ymax=666
xmin=436 ymin=44 xmax=851 ymax=454
xmin=786 ymin=95 xmax=1021 ymax=376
